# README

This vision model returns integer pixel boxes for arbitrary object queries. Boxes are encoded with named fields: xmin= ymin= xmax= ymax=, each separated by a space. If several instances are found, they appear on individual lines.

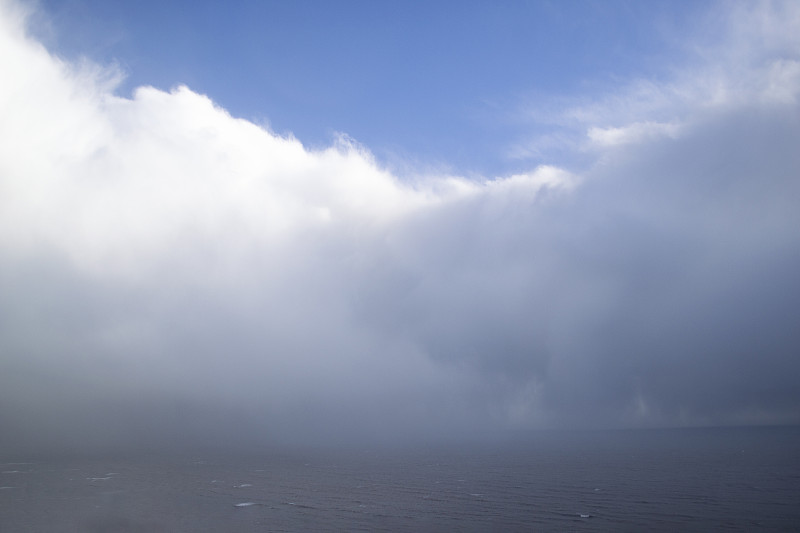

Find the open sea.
xmin=1 ymin=426 xmax=799 ymax=532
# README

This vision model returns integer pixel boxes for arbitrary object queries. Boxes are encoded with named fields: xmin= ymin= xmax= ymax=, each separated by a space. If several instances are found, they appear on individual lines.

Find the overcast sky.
xmin=1 ymin=0 xmax=799 ymax=452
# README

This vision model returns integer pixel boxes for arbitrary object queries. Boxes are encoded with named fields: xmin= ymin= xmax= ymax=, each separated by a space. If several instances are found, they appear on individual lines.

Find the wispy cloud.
xmin=515 ymin=1 xmax=800 ymax=164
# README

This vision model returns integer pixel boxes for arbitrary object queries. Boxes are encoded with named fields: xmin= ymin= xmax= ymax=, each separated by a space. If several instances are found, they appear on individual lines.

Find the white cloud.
xmin=0 ymin=1 xmax=574 ymax=446
xmin=1 ymin=0 xmax=799 ymax=450
xmin=587 ymin=121 xmax=682 ymax=147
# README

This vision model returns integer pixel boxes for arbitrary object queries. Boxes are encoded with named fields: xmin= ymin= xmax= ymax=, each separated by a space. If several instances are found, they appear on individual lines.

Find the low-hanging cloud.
xmin=1 ymin=0 xmax=799 ymax=452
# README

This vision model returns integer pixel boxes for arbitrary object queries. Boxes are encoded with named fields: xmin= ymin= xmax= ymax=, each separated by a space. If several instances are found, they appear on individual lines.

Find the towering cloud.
xmin=1 ymin=0 xmax=799 ymax=451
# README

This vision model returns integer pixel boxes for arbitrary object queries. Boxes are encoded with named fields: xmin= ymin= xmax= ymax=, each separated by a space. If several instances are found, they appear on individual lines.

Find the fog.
xmin=1 ymin=1 xmax=799 ymax=453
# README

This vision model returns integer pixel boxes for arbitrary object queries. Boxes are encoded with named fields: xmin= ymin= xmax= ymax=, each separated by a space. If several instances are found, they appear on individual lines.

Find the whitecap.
xmin=579 ymin=513 xmax=591 ymax=518
xmin=235 ymin=483 xmax=253 ymax=488
xmin=234 ymin=502 xmax=257 ymax=507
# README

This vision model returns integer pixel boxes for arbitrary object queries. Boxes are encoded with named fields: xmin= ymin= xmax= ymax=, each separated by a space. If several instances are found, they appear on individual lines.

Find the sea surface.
xmin=1 ymin=426 xmax=799 ymax=532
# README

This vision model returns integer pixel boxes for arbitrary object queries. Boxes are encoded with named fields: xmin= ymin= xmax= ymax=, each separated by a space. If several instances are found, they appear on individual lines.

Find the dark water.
xmin=2 ymin=426 xmax=799 ymax=532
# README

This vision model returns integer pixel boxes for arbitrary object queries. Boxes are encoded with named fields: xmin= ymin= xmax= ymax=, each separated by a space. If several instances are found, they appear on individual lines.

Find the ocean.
xmin=1 ymin=426 xmax=799 ymax=532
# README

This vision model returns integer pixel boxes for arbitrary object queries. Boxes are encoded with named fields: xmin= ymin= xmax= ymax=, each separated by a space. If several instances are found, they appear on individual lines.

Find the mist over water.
xmin=2 ymin=0 xmax=800 ymax=456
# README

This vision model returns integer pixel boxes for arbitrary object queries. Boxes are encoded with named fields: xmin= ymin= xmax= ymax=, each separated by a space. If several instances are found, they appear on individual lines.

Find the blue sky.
xmin=1 ymin=0 xmax=800 ymax=450
xmin=35 ymin=0 xmax=708 ymax=175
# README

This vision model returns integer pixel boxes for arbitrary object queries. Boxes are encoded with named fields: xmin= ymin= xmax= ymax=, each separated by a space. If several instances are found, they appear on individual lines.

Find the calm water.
xmin=2 ymin=426 xmax=799 ymax=532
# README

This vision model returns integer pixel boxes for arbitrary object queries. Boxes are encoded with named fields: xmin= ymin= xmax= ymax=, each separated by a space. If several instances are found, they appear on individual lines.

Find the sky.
xmin=1 ymin=0 xmax=799 ymax=452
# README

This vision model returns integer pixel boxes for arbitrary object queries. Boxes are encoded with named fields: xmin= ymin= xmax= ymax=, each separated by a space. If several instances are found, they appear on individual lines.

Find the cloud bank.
xmin=1 ymin=0 xmax=799 ymax=451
